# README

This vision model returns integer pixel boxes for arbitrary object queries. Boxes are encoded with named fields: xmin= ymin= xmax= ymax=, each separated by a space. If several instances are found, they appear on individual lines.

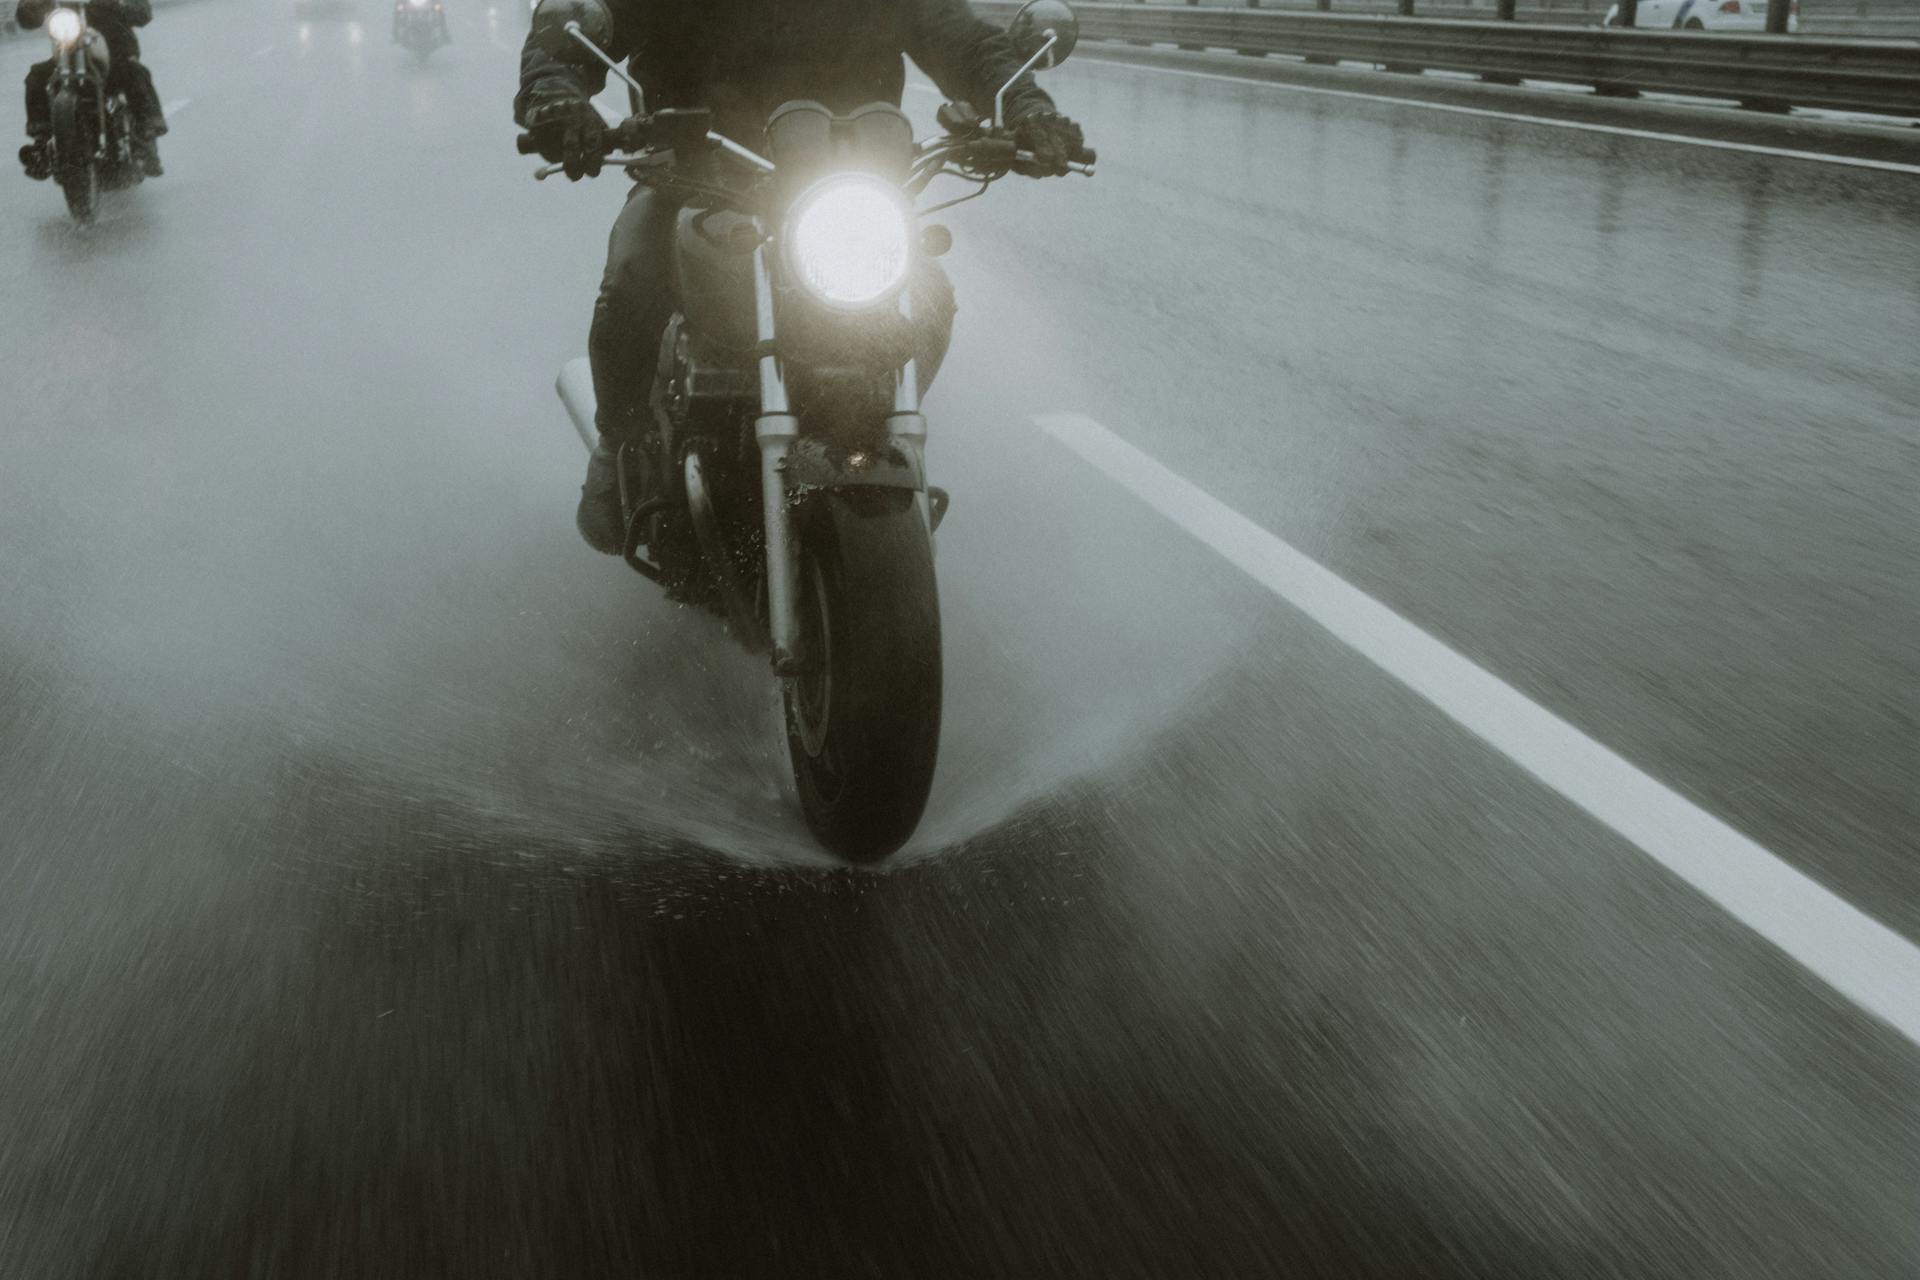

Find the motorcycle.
xmin=392 ymin=0 xmax=450 ymax=62
xmin=520 ymin=0 xmax=1092 ymax=860
xmin=36 ymin=0 xmax=143 ymax=223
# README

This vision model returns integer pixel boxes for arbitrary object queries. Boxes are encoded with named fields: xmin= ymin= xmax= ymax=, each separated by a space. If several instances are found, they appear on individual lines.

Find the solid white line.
xmin=163 ymin=97 xmax=192 ymax=116
xmin=1084 ymin=58 xmax=1920 ymax=177
xmin=250 ymin=42 xmax=276 ymax=58
xmin=1036 ymin=411 xmax=1920 ymax=1048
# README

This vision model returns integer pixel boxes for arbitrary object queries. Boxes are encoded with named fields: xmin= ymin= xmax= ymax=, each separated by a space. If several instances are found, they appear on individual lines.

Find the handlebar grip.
xmin=1070 ymin=144 xmax=1097 ymax=166
xmin=515 ymin=131 xmax=541 ymax=155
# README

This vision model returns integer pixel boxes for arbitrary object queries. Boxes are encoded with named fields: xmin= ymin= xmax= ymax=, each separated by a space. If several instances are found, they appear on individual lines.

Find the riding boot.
xmin=577 ymin=436 xmax=631 ymax=556
xmin=19 ymin=134 xmax=51 ymax=181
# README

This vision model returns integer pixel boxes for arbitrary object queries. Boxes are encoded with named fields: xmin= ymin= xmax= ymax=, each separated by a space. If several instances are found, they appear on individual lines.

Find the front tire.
xmin=51 ymin=91 xmax=97 ymax=224
xmin=784 ymin=490 xmax=941 ymax=861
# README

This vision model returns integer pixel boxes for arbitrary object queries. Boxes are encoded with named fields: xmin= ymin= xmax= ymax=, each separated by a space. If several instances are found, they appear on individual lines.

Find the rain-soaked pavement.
xmin=3 ymin=2 xmax=1918 ymax=1275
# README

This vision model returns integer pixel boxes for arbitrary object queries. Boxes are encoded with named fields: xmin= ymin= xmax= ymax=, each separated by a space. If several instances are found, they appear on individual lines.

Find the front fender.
xmin=780 ymin=435 xmax=925 ymax=498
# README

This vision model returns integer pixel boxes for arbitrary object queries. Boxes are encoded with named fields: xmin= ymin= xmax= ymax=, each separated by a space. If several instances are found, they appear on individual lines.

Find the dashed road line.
xmin=1037 ymin=410 xmax=1920 ymax=1049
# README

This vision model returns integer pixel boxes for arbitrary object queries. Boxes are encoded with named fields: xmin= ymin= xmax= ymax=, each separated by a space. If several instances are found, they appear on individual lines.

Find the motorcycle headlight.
xmin=783 ymin=175 xmax=912 ymax=312
xmin=46 ymin=9 xmax=84 ymax=45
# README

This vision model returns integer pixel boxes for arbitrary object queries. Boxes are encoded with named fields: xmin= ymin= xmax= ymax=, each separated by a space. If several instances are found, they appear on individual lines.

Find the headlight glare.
xmin=784 ymin=176 xmax=911 ymax=311
xmin=46 ymin=9 xmax=83 ymax=44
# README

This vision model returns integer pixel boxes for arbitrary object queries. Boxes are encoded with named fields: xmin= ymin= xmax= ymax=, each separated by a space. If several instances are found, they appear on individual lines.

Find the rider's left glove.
xmin=1010 ymin=109 xmax=1086 ymax=178
xmin=526 ymin=96 xmax=605 ymax=181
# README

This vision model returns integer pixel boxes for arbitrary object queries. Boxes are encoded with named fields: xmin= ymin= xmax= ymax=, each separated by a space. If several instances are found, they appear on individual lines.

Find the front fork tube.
xmin=753 ymin=243 xmax=804 ymax=675
xmin=755 ymin=243 xmax=929 ymax=675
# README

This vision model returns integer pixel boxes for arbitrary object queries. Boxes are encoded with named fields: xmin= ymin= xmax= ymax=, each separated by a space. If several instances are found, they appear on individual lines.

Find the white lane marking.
xmin=162 ymin=97 xmax=192 ymax=116
xmin=1036 ymin=411 xmax=1920 ymax=1049
xmin=1086 ymin=59 xmax=1920 ymax=177
xmin=250 ymin=42 xmax=276 ymax=58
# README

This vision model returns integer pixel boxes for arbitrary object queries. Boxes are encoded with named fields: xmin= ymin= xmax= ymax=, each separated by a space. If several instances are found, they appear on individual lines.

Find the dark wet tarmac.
xmin=3 ymin=5 xmax=1918 ymax=1275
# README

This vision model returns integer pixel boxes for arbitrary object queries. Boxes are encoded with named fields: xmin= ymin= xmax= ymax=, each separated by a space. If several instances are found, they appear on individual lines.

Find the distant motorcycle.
xmin=393 ymin=0 xmax=449 ymax=62
xmin=35 ymin=0 xmax=144 ymax=223
xmin=520 ymin=0 xmax=1092 ymax=860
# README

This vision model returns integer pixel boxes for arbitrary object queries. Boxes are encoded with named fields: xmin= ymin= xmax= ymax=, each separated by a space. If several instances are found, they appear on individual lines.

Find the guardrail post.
xmin=1180 ymin=0 xmax=1203 ymax=51
xmin=1482 ymin=0 xmax=1521 ymax=81
xmin=1616 ymin=0 xmax=1638 ymax=25
xmin=1238 ymin=0 xmax=1266 ymax=55
xmin=1764 ymin=0 xmax=1789 ymax=33
xmin=1398 ymin=0 xmax=1415 ymax=13
xmin=1305 ymin=0 xmax=1334 ymax=62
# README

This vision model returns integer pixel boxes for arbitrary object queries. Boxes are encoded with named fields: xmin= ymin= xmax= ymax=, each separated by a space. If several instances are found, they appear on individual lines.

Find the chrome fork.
xmin=752 ymin=238 xmax=803 ymax=675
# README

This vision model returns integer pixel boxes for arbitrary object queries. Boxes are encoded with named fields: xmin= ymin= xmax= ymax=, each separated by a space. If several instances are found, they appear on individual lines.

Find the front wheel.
xmin=784 ymin=490 xmax=941 ymax=861
xmin=51 ymin=91 xmax=97 ymax=223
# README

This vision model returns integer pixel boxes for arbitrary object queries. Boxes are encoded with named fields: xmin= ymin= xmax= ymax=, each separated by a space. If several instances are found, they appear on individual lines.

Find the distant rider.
xmin=514 ymin=0 xmax=1088 ymax=554
xmin=392 ymin=0 xmax=451 ymax=45
xmin=16 ymin=0 xmax=168 ymax=179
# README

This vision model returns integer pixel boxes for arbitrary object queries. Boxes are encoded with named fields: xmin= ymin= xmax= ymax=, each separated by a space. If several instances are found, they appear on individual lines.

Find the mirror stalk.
xmin=564 ymin=20 xmax=646 ymax=109
xmin=993 ymin=30 xmax=1057 ymax=130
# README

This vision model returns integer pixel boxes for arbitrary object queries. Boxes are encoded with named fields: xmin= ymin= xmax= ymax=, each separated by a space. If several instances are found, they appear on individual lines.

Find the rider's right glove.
xmin=1010 ymin=109 xmax=1086 ymax=178
xmin=525 ymin=96 xmax=605 ymax=181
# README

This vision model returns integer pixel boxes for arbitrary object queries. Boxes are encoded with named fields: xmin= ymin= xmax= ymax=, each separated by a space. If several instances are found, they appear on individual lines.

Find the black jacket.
xmin=514 ymin=0 xmax=1054 ymax=145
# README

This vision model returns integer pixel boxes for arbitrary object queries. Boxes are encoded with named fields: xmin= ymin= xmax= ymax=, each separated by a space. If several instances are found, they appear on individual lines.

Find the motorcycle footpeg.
xmin=928 ymin=486 xmax=950 ymax=532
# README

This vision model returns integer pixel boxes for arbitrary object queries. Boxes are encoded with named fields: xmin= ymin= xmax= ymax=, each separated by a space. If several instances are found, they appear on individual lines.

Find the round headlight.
xmin=783 ymin=176 xmax=912 ymax=312
xmin=46 ymin=9 xmax=84 ymax=44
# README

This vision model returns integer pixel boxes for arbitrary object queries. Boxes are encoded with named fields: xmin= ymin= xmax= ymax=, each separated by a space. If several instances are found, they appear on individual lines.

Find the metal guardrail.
xmin=974 ymin=0 xmax=1920 ymax=116
xmin=1073 ymin=0 xmax=1920 ymax=39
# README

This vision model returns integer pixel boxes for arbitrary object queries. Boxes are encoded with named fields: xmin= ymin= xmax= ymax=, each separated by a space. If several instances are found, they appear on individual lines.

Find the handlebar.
xmin=519 ymin=112 xmax=1094 ymax=182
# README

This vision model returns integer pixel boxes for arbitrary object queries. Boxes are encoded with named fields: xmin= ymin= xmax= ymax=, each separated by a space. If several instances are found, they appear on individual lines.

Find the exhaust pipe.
xmin=554 ymin=356 xmax=597 ymax=453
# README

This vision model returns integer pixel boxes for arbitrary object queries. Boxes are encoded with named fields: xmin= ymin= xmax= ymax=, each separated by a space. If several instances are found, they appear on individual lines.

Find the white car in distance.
xmin=1602 ymin=0 xmax=1800 ymax=31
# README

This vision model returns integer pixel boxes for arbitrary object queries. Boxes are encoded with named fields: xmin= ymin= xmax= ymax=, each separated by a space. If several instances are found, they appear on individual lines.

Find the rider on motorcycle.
xmin=514 ymin=0 xmax=1087 ymax=554
xmin=15 ymin=0 xmax=168 ymax=179
xmin=392 ymin=0 xmax=451 ymax=45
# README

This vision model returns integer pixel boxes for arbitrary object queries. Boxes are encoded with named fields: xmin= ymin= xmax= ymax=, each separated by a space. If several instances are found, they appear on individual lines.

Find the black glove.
xmin=525 ymin=97 xmax=605 ymax=181
xmin=1010 ymin=109 xmax=1086 ymax=178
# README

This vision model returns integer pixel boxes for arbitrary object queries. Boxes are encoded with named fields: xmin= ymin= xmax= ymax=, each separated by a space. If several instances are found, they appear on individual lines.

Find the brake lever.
xmin=533 ymin=152 xmax=655 ymax=181
xmin=1012 ymin=149 xmax=1095 ymax=176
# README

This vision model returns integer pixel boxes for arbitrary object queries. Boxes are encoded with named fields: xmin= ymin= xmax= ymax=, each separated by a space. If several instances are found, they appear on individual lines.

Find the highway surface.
xmin=2 ymin=2 xmax=1918 ymax=1275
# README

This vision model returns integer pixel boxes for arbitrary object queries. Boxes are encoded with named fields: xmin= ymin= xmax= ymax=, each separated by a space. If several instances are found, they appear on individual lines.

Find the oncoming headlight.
xmin=783 ymin=175 xmax=912 ymax=312
xmin=46 ymin=9 xmax=84 ymax=45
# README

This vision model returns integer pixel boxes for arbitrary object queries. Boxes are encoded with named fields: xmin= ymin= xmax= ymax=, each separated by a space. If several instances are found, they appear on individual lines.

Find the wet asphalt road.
xmin=3 ymin=4 xmax=1919 ymax=1275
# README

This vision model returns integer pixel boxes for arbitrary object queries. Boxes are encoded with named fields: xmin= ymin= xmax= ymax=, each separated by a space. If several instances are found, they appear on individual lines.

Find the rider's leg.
xmin=19 ymin=61 xmax=53 ymax=178
xmin=577 ymin=185 xmax=680 ymax=554
xmin=111 ymin=59 xmax=165 ymax=175
xmin=22 ymin=60 xmax=53 ymax=138
xmin=115 ymin=59 xmax=167 ymax=138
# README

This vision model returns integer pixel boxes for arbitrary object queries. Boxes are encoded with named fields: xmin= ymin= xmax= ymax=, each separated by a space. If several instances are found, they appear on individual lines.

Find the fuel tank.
xmin=673 ymin=208 xmax=758 ymax=356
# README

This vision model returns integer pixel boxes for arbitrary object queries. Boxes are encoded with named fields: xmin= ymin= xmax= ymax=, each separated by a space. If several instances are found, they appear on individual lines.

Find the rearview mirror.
xmin=1006 ymin=0 xmax=1078 ymax=69
xmin=528 ymin=0 xmax=611 ymax=60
